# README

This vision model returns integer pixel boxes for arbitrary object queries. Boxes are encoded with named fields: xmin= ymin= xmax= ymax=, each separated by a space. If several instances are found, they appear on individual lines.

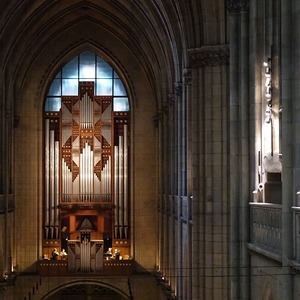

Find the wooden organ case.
xmin=43 ymin=82 xmax=130 ymax=272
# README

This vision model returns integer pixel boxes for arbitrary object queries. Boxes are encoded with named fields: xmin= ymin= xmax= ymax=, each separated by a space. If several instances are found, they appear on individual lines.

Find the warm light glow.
xmin=262 ymin=121 xmax=272 ymax=154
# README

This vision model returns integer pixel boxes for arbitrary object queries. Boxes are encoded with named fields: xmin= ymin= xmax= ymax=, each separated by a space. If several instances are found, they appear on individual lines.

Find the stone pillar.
xmin=175 ymin=82 xmax=185 ymax=196
xmin=189 ymin=45 xmax=229 ymax=300
xmin=239 ymin=3 xmax=250 ymax=300
xmin=226 ymin=1 xmax=241 ymax=299
xmin=184 ymin=69 xmax=193 ymax=196
xmin=281 ymin=0 xmax=294 ymax=298
xmin=184 ymin=69 xmax=193 ymax=300
xmin=3 ymin=108 xmax=13 ymax=279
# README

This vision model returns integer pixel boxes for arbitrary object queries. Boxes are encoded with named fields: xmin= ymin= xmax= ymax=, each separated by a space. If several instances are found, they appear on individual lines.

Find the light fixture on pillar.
xmin=297 ymin=191 xmax=300 ymax=206
xmin=265 ymin=108 xmax=272 ymax=124
xmin=263 ymin=57 xmax=272 ymax=123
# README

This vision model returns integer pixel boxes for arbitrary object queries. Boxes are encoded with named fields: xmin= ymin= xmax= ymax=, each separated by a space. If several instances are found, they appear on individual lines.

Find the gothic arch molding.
xmin=41 ymin=280 xmax=131 ymax=300
xmin=2 ymin=1 xmax=178 ymax=120
xmin=33 ymin=41 xmax=137 ymax=114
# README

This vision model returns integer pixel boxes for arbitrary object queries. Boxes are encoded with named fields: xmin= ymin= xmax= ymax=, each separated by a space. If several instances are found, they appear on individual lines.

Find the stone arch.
xmin=41 ymin=280 xmax=131 ymax=300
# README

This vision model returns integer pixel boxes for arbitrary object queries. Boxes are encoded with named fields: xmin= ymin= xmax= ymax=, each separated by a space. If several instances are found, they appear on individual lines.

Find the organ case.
xmin=43 ymin=82 xmax=130 ymax=264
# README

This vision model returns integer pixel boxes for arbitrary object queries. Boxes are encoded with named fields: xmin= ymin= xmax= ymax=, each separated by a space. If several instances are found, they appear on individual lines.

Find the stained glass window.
xmin=45 ymin=51 xmax=129 ymax=112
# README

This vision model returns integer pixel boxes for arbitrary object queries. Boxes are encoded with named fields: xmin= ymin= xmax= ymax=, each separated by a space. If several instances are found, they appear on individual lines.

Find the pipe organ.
xmin=114 ymin=123 xmax=129 ymax=239
xmin=43 ymin=81 xmax=130 ymax=268
xmin=44 ymin=116 xmax=60 ymax=240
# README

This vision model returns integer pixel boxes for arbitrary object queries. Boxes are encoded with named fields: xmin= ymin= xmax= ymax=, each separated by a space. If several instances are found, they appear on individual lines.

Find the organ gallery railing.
xmin=293 ymin=207 xmax=300 ymax=261
xmin=250 ymin=202 xmax=282 ymax=254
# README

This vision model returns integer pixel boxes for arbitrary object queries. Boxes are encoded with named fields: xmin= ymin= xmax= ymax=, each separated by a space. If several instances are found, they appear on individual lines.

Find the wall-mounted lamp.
xmin=263 ymin=57 xmax=272 ymax=67
xmin=296 ymin=191 xmax=300 ymax=206
xmin=265 ymin=108 xmax=272 ymax=124
xmin=263 ymin=57 xmax=272 ymax=123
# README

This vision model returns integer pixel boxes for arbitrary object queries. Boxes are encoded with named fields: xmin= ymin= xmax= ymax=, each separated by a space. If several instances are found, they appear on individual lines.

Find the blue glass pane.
xmin=62 ymin=57 xmax=78 ymax=78
xmin=80 ymin=51 xmax=95 ymax=79
xmin=62 ymin=79 xmax=78 ymax=95
xmin=113 ymin=97 xmax=129 ymax=111
xmin=97 ymin=57 xmax=112 ymax=78
xmin=113 ymin=79 xmax=126 ymax=96
xmin=114 ymin=71 xmax=119 ymax=78
xmin=45 ymin=52 xmax=130 ymax=111
xmin=55 ymin=71 xmax=61 ymax=79
xmin=48 ymin=79 xmax=61 ymax=96
xmin=96 ymin=79 xmax=112 ymax=95
xmin=45 ymin=97 xmax=61 ymax=111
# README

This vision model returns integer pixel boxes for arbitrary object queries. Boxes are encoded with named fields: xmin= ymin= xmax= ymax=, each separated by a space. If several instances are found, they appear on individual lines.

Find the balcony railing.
xmin=37 ymin=258 xmax=134 ymax=276
xmin=250 ymin=203 xmax=282 ymax=254
xmin=293 ymin=207 xmax=300 ymax=261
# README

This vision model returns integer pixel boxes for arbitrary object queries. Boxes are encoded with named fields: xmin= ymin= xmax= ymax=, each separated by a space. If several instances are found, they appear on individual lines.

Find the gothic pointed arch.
xmin=42 ymin=281 xmax=130 ymax=300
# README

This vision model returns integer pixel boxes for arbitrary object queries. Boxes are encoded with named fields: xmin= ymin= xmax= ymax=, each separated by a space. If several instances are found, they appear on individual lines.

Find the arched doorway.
xmin=45 ymin=283 xmax=129 ymax=300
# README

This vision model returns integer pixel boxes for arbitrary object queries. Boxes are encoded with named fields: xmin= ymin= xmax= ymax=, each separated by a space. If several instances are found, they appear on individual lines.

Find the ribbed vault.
xmin=0 ymin=0 xmax=226 ymax=115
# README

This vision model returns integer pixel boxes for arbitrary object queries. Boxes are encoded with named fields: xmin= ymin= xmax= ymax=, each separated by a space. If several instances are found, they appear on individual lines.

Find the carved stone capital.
xmin=226 ymin=0 xmax=249 ymax=13
xmin=239 ymin=0 xmax=249 ymax=11
xmin=188 ymin=45 xmax=229 ymax=68
xmin=174 ymin=83 xmax=182 ymax=97
xmin=168 ymin=93 xmax=175 ymax=106
xmin=183 ymin=69 xmax=192 ymax=86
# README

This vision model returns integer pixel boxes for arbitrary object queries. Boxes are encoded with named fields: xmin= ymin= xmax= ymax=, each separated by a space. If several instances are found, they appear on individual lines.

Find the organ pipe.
xmin=80 ymin=236 xmax=91 ymax=272
xmin=119 ymin=136 xmax=124 ymax=228
xmin=50 ymin=130 xmax=55 ymax=238
xmin=108 ymin=157 xmax=111 ymax=202
xmin=80 ymin=93 xmax=93 ymax=129
xmin=44 ymin=120 xmax=60 ymax=239
xmin=124 ymin=125 xmax=128 ymax=227
xmin=113 ymin=128 xmax=129 ymax=238
xmin=80 ymin=142 xmax=94 ymax=201
xmin=101 ymin=157 xmax=112 ymax=202
xmin=114 ymin=145 xmax=119 ymax=237
xmin=55 ymin=141 xmax=60 ymax=237
xmin=62 ymin=160 xmax=72 ymax=202
xmin=62 ymin=161 xmax=65 ymax=201
xmin=45 ymin=120 xmax=50 ymax=228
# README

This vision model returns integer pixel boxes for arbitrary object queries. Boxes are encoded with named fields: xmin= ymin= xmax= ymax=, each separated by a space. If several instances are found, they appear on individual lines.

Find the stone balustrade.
xmin=250 ymin=203 xmax=282 ymax=254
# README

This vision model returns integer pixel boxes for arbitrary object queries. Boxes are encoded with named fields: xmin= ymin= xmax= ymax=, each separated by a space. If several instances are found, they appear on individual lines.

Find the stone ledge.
xmin=247 ymin=243 xmax=282 ymax=264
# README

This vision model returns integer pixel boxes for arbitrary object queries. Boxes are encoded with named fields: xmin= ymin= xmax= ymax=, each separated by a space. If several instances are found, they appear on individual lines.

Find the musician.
xmin=52 ymin=248 xmax=59 ymax=260
xmin=60 ymin=248 xmax=68 ymax=260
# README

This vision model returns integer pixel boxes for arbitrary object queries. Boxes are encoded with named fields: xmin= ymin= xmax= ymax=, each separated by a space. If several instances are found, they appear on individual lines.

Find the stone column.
xmin=226 ymin=1 xmax=241 ymax=299
xmin=239 ymin=2 xmax=250 ymax=300
xmin=189 ymin=44 xmax=229 ymax=300
xmin=3 ymin=107 xmax=13 ymax=279
xmin=281 ymin=0 xmax=294 ymax=298
xmin=184 ymin=69 xmax=193 ymax=300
